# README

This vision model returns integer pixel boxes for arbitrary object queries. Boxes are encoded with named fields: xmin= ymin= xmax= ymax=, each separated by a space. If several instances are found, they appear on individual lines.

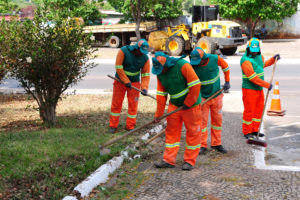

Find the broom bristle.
xmin=246 ymin=138 xmax=267 ymax=147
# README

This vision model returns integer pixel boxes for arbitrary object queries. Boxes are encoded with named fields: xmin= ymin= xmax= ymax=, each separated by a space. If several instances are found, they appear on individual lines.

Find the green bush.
xmin=0 ymin=5 xmax=96 ymax=126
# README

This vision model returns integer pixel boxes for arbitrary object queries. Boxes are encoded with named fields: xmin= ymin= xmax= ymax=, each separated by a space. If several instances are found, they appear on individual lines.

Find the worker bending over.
xmin=109 ymin=39 xmax=150 ymax=133
xmin=190 ymin=47 xmax=230 ymax=155
xmin=240 ymin=37 xmax=280 ymax=139
xmin=152 ymin=52 xmax=202 ymax=171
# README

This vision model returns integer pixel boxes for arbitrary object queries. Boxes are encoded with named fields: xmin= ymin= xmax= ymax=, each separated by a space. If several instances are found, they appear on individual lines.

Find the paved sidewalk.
xmin=129 ymin=93 xmax=300 ymax=200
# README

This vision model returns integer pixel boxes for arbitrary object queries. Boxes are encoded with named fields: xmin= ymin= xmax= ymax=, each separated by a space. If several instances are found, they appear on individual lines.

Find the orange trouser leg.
xmin=126 ymin=82 xmax=141 ymax=130
xmin=109 ymin=80 xmax=126 ymax=128
xmin=182 ymin=105 xmax=201 ymax=166
xmin=210 ymin=94 xmax=223 ymax=146
xmin=163 ymin=104 xmax=183 ymax=166
xmin=252 ymin=90 xmax=264 ymax=132
xmin=242 ymin=88 xmax=260 ymax=135
xmin=200 ymin=100 xmax=210 ymax=148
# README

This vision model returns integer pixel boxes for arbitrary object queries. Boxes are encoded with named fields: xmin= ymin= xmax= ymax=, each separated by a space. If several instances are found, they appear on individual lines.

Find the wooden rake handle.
xmin=107 ymin=74 xmax=157 ymax=101
xmin=258 ymin=58 xmax=278 ymax=134
xmin=144 ymin=128 xmax=166 ymax=145
xmin=100 ymin=106 xmax=183 ymax=149
xmin=200 ymin=88 xmax=224 ymax=105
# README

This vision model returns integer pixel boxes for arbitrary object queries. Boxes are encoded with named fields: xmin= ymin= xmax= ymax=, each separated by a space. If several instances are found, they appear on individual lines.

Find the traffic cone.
xmin=267 ymin=81 xmax=285 ymax=116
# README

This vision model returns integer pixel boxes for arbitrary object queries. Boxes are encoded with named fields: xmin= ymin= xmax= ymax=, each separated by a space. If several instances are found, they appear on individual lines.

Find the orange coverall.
xmin=155 ymin=63 xmax=201 ymax=166
xmin=200 ymin=56 xmax=230 ymax=148
xmin=109 ymin=50 xmax=150 ymax=130
xmin=241 ymin=56 xmax=275 ymax=135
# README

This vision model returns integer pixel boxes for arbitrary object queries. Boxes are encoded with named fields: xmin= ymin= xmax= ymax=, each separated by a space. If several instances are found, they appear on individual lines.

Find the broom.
xmin=246 ymin=58 xmax=278 ymax=147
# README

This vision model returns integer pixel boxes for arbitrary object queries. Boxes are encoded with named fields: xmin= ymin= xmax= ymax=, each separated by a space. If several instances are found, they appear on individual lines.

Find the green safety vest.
xmin=240 ymin=53 xmax=264 ymax=90
xmin=192 ymin=54 xmax=221 ymax=99
xmin=158 ymin=59 xmax=201 ymax=107
xmin=115 ymin=46 xmax=149 ymax=82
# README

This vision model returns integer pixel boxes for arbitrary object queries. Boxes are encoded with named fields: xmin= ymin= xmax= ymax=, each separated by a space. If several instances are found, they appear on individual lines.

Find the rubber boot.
xmin=199 ymin=147 xmax=208 ymax=155
xmin=211 ymin=145 xmax=227 ymax=154
xmin=154 ymin=160 xmax=175 ymax=168
xmin=182 ymin=162 xmax=193 ymax=171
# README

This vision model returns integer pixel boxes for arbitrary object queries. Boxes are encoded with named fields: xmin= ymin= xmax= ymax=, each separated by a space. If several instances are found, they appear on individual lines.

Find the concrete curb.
xmin=62 ymin=123 xmax=165 ymax=199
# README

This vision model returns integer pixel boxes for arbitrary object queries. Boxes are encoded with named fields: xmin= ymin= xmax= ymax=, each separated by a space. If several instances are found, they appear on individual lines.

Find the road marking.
xmin=254 ymin=148 xmax=300 ymax=171
xmin=269 ymin=132 xmax=300 ymax=140
xmin=269 ymin=122 xmax=300 ymax=129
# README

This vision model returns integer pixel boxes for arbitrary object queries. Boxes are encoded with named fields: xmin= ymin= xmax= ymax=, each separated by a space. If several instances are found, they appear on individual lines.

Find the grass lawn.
xmin=0 ymin=93 xmax=157 ymax=199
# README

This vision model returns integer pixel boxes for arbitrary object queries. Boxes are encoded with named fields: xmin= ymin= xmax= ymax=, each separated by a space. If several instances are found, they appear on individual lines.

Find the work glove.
xmin=268 ymin=83 xmax=273 ymax=91
xmin=141 ymin=89 xmax=148 ymax=96
xmin=182 ymin=104 xmax=190 ymax=110
xmin=223 ymin=82 xmax=230 ymax=91
xmin=125 ymin=82 xmax=132 ymax=89
xmin=273 ymin=54 xmax=281 ymax=61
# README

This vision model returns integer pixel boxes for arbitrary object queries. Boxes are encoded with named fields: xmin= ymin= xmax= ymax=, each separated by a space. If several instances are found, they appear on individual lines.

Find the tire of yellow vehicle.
xmin=220 ymin=47 xmax=237 ymax=56
xmin=109 ymin=36 xmax=120 ymax=48
xmin=166 ymin=36 xmax=185 ymax=56
xmin=196 ymin=36 xmax=216 ymax=54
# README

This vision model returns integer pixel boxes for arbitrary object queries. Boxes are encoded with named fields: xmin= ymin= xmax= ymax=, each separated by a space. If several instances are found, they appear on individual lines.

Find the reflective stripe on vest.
xmin=157 ymin=90 xmax=168 ymax=96
xmin=170 ymin=87 xmax=189 ymax=99
xmin=201 ymin=74 xmax=220 ymax=85
xmin=202 ymin=127 xmax=207 ymax=132
xmin=243 ymin=72 xmax=264 ymax=80
xmin=115 ymin=65 xmax=123 ymax=69
xmin=187 ymin=79 xmax=201 ymax=88
xmin=124 ymin=70 xmax=140 ymax=76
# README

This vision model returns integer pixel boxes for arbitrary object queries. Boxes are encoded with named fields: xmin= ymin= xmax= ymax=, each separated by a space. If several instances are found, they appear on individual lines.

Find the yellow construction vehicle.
xmin=148 ymin=5 xmax=247 ymax=56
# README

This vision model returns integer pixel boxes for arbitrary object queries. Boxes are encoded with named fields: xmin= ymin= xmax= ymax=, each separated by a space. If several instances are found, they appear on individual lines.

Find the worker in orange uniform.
xmin=241 ymin=37 xmax=280 ymax=138
xmin=152 ymin=52 xmax=202 ymax=171
xmin=190 ymin=47 xmax=230 ymax=155
xmin=109 ymin=39 xmax=150 ymax=133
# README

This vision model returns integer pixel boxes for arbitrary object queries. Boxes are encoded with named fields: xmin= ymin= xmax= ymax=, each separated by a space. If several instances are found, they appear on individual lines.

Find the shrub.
xmin=0 ymin=6 xmax=96 ymax=126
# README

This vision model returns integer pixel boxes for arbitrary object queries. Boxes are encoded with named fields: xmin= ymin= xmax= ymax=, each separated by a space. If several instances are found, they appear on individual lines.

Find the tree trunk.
xmin=39 ymin=103 xmax=57 ymax=126
xmin=135 ymin=19 xmax=141 ymax=40
xmin=250 ymin=17 xmax=261 ymax=39
xmin=131 ymin=0 xmax=141 ymax=40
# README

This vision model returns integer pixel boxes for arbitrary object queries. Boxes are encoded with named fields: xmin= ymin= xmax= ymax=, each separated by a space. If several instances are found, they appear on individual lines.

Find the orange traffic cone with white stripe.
xmin=267 ymin=81 xmax=286 ymax=116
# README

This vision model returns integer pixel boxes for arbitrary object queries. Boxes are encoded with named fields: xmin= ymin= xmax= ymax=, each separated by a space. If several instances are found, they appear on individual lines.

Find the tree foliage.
xmin=211 ymin=0 xmax=300 ymax=37
xmin=0 ymin=0 xmax=19 ymax=14
xmin=108 ymin=0 xmax=183 ymax=39
xmin=0 ymin=3 xmax=95 ymax=126
xmin=34 ymin=0 xmax=104 ymax=25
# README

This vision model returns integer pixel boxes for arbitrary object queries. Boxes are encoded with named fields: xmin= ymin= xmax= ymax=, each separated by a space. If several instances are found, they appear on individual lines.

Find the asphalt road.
xmin=2 ymin=57 xmax=299 ymax=92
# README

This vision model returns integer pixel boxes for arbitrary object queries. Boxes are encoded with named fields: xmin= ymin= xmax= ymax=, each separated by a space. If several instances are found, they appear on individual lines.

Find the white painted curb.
xmin=63 ymin=122 xmax=165 ymax=199
xmin=62 ymin=196 xmax=77 ymax=200
xmin=74 ymin=153 xmax=126 ymax=197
